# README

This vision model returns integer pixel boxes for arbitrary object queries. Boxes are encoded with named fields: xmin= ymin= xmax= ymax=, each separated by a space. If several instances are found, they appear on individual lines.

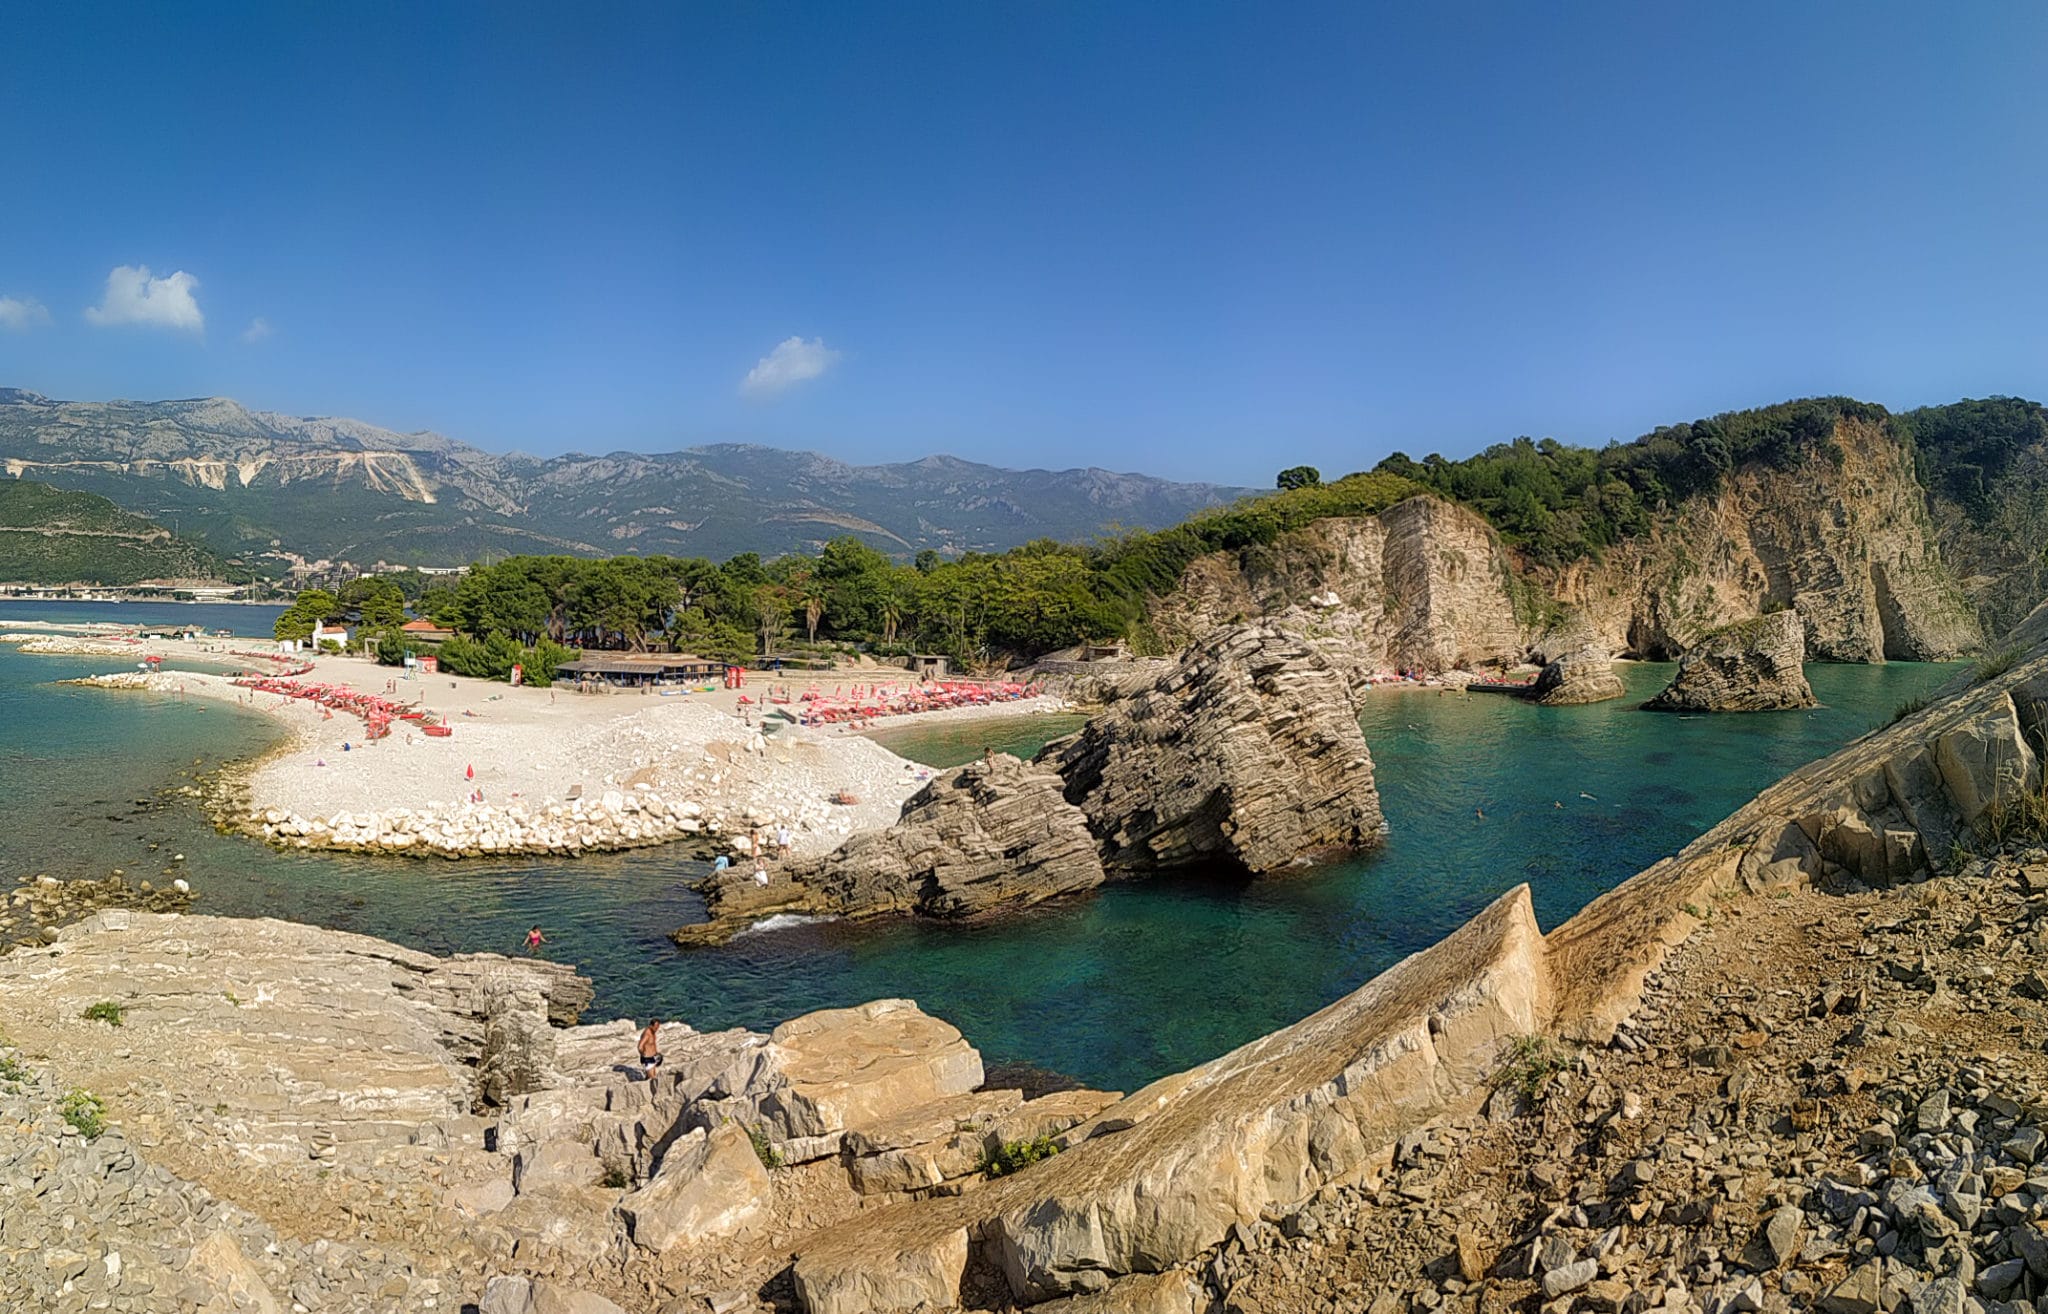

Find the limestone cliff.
xmin=1548 ymin=416 xmax=1980 ymax=662
xmin=1148 ymin=494 xmax=1533 ymax=678
xmin=1147 ymin=419 xmax=1981 ymax=681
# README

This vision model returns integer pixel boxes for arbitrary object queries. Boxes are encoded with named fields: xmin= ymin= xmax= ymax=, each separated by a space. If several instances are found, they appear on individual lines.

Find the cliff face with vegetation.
xmin=1905 ymin=396 xmax=2048 ymax=641
xmin=1148 ymin=495 xmax=1534 ymax=676
xmin=1550 ymin=414 xmax=1980 ymax=661
xmin=1146 ymin=407 xmax=1974 ymax=675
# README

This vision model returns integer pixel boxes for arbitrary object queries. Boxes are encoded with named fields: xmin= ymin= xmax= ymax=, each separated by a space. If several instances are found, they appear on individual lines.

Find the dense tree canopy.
xmin=293 ymin=395 xmax=2040 ymax=680
xmin=1378 ymin=397 xmax=1886 ymax=566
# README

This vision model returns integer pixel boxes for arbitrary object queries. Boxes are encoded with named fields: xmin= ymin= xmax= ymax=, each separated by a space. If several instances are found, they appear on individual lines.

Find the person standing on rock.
xmin=638 ymin=1019 xmax=663 ymax=1079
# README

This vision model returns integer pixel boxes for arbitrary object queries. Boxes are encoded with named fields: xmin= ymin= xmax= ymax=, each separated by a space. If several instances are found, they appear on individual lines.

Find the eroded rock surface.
xmin=1041 ymin=621 xmax=1386 ymax=873
xmin=679 ymin=754 xmax=1105 ymax=944
xmin=1643 ymin=610 xmax=1817 ymax=712
xmin=1150 ymin=495 xmax=1532 ymax=679
xmin=1527 ymin=648 xmax=1625 ymax=705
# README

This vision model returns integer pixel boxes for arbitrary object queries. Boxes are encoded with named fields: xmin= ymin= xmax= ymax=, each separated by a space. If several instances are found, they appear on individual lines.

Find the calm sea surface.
xmin=0 ymin=599 xmax=1956 ymax=1091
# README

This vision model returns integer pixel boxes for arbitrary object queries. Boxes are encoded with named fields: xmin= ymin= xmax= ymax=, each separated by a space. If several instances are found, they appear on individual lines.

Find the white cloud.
xmin=85 ymin=264 xmax=204 ymax=332
xmin=0 ymin=296 xmax=51 ymax=332
xmin=241 ymin=316 xmax=274 ymax=344
xmin=740 ymin=335 xmax=841 ymax=397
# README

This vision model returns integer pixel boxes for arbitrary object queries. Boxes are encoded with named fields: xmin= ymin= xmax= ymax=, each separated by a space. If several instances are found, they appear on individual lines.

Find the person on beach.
xmin=524 ymin=926 xmax=545 ymax=954
xmin=638 ymin=1019 xmax=663 ymax=1078
xmin=776 ymin=824 xmax=791 ymax=853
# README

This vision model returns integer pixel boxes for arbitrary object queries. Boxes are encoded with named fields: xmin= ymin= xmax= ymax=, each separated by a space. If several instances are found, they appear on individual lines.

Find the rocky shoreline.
xmin=0 ymin=871 xmax=194 ymax=953
xmin=4 ymin=602 xmax=2048 ymax=1312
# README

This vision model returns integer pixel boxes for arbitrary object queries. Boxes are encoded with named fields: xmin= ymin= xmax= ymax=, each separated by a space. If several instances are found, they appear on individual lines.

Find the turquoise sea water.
xmin=0 ymin=600 xmax=1957 ymax=1092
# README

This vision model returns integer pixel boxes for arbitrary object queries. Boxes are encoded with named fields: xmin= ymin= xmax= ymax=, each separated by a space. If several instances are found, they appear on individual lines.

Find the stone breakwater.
xmin=241 ymin=787 xmax=723 ymax=857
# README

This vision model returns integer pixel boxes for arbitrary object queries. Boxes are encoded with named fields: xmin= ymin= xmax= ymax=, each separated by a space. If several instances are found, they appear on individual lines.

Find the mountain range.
xmin=0 ymin=389 xmax=1251 ymax=569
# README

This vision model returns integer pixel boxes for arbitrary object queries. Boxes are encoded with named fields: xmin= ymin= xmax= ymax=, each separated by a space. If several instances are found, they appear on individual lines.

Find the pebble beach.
xmin=16 ymin=627 xmax=1070 ymax=862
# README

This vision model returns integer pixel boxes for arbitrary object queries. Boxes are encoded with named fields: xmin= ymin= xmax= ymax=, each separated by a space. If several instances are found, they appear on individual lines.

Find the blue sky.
xmin=2 ymin=2 xmax=2045 ymax=486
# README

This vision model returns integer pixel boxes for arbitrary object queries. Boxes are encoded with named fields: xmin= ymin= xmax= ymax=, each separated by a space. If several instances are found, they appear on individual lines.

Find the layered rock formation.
xmin=0 ymin=915 xmax=1122 ymax=1312
xmin=678 ymin=622 xmax=1386 ymax=944
xmin=1041 ymin=621 xmax=1386 ymax=874
xmin=1525 ymin=648 xmax=1624 ymax=705
xmin=1549 ymin=415 xmax=1980 ymax=662
xmin=1642 ymin=610 xmax=1817 ymax=712
xmin=678 ymin=754 xmax=1105 ymax=945
xmin=1151 ymin=494 xmax=1533 ymax=678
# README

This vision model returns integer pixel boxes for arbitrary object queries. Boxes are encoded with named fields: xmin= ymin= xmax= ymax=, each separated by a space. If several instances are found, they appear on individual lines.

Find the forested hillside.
xmin=0 ymin=479 xmax=235 ymax=585
xmin=352 ymin=396 xmax=2045 ymax=673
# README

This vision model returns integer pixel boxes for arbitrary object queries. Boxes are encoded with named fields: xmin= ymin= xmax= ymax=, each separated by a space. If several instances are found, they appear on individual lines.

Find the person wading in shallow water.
xmin=638 ymin=1019 xmax=663 ymax=1080
xmin=524 ymin=926 xmax=546 ymax=954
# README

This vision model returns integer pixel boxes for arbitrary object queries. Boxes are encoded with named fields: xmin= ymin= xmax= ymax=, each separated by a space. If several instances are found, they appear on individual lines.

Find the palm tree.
xmin=880 ymin=595 xmax=904 ymax=646
xmin=803 ymin=590 xmax=825 ymax=644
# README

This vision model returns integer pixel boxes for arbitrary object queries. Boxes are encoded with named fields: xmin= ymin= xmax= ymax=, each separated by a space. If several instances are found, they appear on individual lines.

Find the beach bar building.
xmin=557 ymin=652 xmax=723 ymax=689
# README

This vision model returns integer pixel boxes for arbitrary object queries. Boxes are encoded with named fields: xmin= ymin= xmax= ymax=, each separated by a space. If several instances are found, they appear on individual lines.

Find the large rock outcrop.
xmin=677 ymin=754 xmax=1105 ymax=945
xmin=677 ymin=622 xmax=1387 ymax=944
xmin=1526 ymin=649 xmax=1624 ymax=705
xmin=1040 ymin=622 xmax=1386 ymax=874
xmin=1642 ymin=610 xmax=1816 ymax=713
xmin=1150 ymin=495 xmax=1532 ymax=680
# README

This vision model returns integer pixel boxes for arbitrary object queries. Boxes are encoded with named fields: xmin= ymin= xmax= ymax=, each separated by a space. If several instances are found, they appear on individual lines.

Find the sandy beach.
xmin=13 ymin=629 xmax=1071 ymax=862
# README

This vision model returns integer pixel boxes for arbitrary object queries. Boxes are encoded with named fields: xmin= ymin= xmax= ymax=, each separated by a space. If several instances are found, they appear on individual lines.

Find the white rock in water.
xmin=173 ymin=878 xmax=190 ymax=893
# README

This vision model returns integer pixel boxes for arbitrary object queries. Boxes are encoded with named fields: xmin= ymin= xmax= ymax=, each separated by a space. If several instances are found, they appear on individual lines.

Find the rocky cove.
xmin=3 ymin=605 xmax=2046 ymax=1313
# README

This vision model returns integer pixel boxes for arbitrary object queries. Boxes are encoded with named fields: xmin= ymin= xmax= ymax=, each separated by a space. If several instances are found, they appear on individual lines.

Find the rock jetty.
xmin=678 ymin=753 xmax=1104 ymax=945
xmin=1644 ymin=609 xmax=1817 ymax=712
xmin=1042 ymin=620 xmax=1386 ymax=873
xmin=1526 ymin=647 xmax=1626 ymax=705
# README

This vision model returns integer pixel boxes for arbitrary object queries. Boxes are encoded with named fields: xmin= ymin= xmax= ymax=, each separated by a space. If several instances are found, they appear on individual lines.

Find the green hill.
xmin=0 ymin=479 xmax=235 ymax=585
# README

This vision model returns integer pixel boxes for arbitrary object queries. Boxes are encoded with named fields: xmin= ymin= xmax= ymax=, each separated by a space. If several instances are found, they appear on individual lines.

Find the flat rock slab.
xmin=0 ymin=912 xmax=590 ymax=1161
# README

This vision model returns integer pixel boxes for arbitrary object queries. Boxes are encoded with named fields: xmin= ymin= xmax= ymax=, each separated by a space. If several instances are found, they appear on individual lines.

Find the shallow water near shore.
xmin=0 ymin=601 xmax=1959 ymax=1092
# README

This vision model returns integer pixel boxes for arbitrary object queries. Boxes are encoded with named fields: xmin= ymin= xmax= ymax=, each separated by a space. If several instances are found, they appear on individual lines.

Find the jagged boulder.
xmin=618 ymin=1121 xmax=771 ymax=1250
xmin=707 ymin=999 xmax=985 ymax=1159
xmin=1643 ymin=611 xmax=1816 ymax=713
xmin=1039 ymin=622 xmax=1385 ymax=873
xmin=476 ymin=976 xmax=560 ymax=1107
xmin=680 ymin=755 xmax=1105 ymax=943
xmin=1527 ymin=649 xmax=1624 ymax=706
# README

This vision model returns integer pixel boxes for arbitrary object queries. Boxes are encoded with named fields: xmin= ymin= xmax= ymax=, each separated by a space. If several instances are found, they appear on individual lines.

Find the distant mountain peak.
xmin=0 ymin=387 xmax=1252 ymax=567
